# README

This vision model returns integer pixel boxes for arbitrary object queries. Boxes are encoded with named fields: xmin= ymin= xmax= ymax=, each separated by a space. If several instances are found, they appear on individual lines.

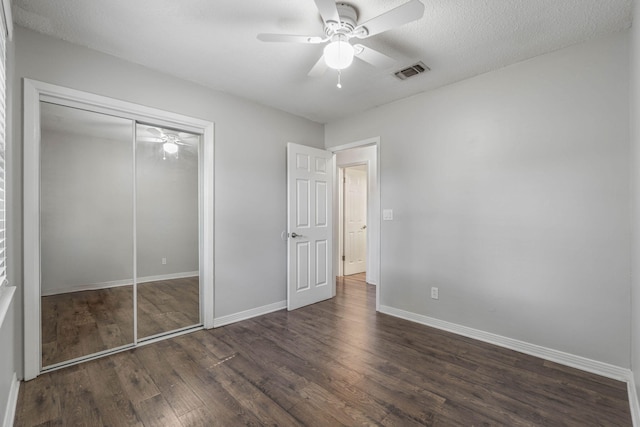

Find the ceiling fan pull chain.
xmin=337 ymin=69 xmax=342 ymax=89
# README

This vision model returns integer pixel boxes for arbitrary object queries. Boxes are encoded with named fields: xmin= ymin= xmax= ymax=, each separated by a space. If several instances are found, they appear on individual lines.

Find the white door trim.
xmin=23 ymin=79 xmax=215 ymax=380
xmin=329 ymin=137 xmax=381 ymax=311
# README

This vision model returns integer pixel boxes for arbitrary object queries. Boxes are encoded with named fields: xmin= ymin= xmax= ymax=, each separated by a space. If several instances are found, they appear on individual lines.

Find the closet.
xmin=24 ymin=80 xmax=214 ymax=378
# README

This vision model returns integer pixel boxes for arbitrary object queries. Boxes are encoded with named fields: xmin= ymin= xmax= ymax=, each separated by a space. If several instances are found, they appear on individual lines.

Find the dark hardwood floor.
xmin=41 ymin=285 xmax=135 ymax=367
xmin=20 ymin=273 xmax=631 ymax=426
xmin=41 ymin=277 xmax=200 ymax=366
xmin=138 ymin=276 xmax=200 ymax=339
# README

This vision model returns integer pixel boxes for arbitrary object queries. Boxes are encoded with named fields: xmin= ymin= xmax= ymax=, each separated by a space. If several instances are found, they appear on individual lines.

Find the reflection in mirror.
xmin=40 ymin=102 xmax=134 ymax=367
xmin=136 ymin=125 xmax=200 ymax=339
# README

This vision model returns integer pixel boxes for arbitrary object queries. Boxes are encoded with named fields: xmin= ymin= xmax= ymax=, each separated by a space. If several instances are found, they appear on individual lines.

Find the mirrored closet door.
xmin=40 ymin=103 xmax=135 ymax=367
xmin=135 ymin=125 xmax=200 ymax=339
xmin=38 ymin=103 xmax=203 ymax=370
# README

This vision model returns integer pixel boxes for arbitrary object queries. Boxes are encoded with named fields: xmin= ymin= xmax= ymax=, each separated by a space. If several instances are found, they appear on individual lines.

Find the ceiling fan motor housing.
xmin=325 ymin=3 xmax=358 ymax=36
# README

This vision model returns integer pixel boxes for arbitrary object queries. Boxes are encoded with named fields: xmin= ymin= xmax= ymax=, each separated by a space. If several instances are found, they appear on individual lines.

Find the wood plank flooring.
xmin=137 ymin=276 xmax=200 ymax=339
xmin=41 ymin=277 xmax=200 ymax=366
xmin=20 ymin=273 xmax=632 ymax=426
xmin=41 ymin=285 xmax=135 ymax=367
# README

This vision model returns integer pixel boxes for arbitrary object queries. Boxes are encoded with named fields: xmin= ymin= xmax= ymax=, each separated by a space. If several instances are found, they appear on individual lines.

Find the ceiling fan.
xmin=144 ymin=127 xmax=197 ymax=159
xmin=257 ymin=0 xmax=425 ymax=85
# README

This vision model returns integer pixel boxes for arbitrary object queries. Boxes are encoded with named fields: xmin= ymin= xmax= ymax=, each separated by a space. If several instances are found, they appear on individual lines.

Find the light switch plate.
xmin=383 ymin=209 xmax=393 ymax=221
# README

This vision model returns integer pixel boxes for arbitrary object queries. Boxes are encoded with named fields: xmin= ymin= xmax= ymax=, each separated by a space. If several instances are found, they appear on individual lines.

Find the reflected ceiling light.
xmin=163 ymin=141 xmax=179 ymax=154
xmin=323 ymin=35 xmax=354 ymax=70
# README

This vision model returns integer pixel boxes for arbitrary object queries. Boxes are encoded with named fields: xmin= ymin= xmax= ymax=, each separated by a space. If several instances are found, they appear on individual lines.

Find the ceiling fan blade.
xmin=138 ymin=136 xmax=163 ymax=143
xmin=257 ymin=33 xmax=325 ymax=44
xmin=353 ymin=44 xmax=396 ymax=69
xmin=314 ymin=0 xmax=340 ymax=26
xmin=308 ymin=55 xmax=328 ymax=77
xmin=354 ymin=0 xmax=425 ymax=38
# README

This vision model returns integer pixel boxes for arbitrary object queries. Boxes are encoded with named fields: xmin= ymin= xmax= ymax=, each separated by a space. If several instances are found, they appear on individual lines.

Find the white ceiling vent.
xmin=394 ymin=62 xmax=430 ymax=80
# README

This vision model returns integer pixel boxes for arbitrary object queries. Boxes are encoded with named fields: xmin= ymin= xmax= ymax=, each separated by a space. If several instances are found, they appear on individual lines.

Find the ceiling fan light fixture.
xmin=163 ymin=141 xmax=179 ymax=154
xmin=323 ymin=35 xmax=354 ymax=70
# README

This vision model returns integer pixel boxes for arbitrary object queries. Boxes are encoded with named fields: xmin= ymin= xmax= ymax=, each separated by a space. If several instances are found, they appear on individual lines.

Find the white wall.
xmin=136 ymin=136 xmax=199 ymax=279
xmin=40 ymin=127 xmax=134 ymax=294
xmin=12 ymin=26 xmax=324 ymax=377
xmin=0 ymin=302 xmax=16 ymax=426
xmin=326 ymin=32 xmax=631 ymax=368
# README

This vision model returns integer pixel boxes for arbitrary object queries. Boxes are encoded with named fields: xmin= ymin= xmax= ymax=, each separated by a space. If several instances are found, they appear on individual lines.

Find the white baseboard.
xmin=2 ymin=373 xmax=19 ymax=427
xmin=378 ymin=305 xmax=631 ymax=382
xmin=629 ymin=375 xmax=640 ymax=427
xmin=42 ymin=271 xmax=199 ymax=296
xmin=214 ymin=300 xmax=286 ymax=328
xmin=136 ymin=271 xmax=199 ymax=285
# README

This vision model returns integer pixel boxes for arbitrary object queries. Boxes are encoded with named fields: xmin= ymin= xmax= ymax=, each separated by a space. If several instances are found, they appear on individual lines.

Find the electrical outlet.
xmin=431 ymin=287 xmax=439 ymax=300
xmin=162 ymin=257 xmax=167 ymax=265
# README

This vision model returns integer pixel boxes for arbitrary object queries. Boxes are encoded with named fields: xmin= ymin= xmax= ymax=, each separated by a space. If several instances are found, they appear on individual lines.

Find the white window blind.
xmin=0 ymin=6 xmax=8 ymax=290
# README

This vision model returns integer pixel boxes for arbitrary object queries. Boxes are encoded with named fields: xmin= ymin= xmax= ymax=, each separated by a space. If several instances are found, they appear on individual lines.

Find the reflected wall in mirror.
xmin=40 ymin=102 xmax=134 ymax=367
xmin=136 ymin=125 xmax=200 ymax=339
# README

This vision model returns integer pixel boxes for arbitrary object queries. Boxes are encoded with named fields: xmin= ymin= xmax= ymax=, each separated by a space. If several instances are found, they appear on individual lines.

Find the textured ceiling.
xmin=13 ymin=0 xmax=632 ymax=123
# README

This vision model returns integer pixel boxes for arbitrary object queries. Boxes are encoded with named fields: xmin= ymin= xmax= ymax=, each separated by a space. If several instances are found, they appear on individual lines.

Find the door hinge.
xmin=343 ymin=177 xmax=346 ymax=184
xmin=342 ymin=255 xmax=345 ymax=261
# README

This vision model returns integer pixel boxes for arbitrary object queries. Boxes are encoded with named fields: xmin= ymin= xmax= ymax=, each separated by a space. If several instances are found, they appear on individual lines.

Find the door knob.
xmin=361 ymin=225 xmax=367 ymax=230
xmin=291 ymin=232 xmax=302 ymax=238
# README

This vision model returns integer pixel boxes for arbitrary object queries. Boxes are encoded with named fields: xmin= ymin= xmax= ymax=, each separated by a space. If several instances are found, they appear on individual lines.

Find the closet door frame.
xmin=23 ymin=79 xmax=215 ymax=380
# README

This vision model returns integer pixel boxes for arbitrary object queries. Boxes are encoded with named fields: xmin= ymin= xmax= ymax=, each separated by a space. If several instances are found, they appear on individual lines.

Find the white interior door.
xmin=287 ymin=143 xmax=333 ymax=310
xmin=344 ymin=166 xmax=367 ymax=275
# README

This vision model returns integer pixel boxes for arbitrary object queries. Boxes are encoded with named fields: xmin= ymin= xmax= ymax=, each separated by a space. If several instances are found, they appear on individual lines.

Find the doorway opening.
xmin=331 ymin=138 xmax=380 ymax=310
xmin=339 ymin=164 xmax=368 ymax=278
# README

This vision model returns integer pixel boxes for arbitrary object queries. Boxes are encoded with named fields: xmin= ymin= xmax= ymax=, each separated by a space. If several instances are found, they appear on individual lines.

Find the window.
xmin=0 ymin=4 xmax=8 ymax=290
xmin=0 ymin=0 xmax=12 ymax=330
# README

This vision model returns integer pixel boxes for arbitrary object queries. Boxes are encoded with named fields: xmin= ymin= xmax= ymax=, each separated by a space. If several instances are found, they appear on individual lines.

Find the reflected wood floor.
xmin=20 ymin=273 xmax=631 ymax=426
xmin=41 ymin=285 xmax=135 ymax=367
xmin=41 ymin=277 xmax=199 ymax=367
xmin=138 ymin=276 xmax=200 ymax=339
